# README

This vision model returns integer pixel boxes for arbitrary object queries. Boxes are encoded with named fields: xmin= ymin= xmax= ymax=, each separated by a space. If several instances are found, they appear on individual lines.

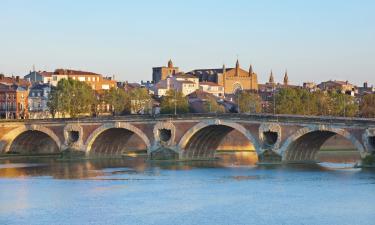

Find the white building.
xmin=199 ymin=82 xmax=224 ymax=97
xmin=154 ymin=73 xmax=199 ymax=97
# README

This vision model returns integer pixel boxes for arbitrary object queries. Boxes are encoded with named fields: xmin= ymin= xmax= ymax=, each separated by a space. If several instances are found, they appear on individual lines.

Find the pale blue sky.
xmin=0 ymin=0 xmax=374 ymax=85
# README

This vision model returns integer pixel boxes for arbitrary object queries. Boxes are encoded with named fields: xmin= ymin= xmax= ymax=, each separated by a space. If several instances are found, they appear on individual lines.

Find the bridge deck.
xmin=0 ymin=113 xmax=374 ymax=126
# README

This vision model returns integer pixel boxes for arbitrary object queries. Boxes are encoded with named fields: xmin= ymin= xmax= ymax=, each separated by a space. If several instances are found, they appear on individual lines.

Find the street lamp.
xmin=5 ymin=93 xmax=8 ymax=120
xmin=174 ymin=90 xmax=177 ymax=116
xmin=237 ymin=92 xmax=240 ymax=114
xmin=273 ymin=84 xmax=276 ymax=115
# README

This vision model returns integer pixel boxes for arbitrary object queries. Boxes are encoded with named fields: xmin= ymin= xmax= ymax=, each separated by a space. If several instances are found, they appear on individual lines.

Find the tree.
xmin=47 ymin=79 xmax=96 ymax=118
xmin=329 ymin=92 xmax=358 ymax=117
xmin=130 ymin=88 xmax=152 ymax=114
xmin=47 ymin=86 xmax=58 ymax=118
xmin=160 ymin=90 xmax=189 ymax=114
xmin=104 ymin=87 xmax=130 ymax=115
xmin=275 ymin=88 xmax=300 ymax=114
xmin=360 ymin=94 xmax=375 ymax=118
xmin=236 ymin=91 xmax=262 ymax=113
xmin=203 ymin=95 xmax=225 ymax=113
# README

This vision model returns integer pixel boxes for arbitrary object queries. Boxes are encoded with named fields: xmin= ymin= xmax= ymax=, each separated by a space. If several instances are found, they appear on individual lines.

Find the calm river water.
xmin=0 ymin=154 xmax=374 ymax=225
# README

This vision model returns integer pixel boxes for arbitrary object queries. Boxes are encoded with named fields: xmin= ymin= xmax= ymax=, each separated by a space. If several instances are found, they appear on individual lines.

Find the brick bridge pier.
xmin=0 ymin=114 xmax=374 ymax=163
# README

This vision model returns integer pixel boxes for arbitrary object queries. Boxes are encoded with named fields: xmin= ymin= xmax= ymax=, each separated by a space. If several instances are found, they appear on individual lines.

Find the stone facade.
xmin=152 ymin=60 xmax=179 ymax=84
xmin=189 ymin=60 xmax=258 ymax=95
xmin=0 ymin=83 xmax=29 ymax=119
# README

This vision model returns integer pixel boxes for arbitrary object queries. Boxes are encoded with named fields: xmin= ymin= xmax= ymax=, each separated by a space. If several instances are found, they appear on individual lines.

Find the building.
xmin=357 ymin=82 xmax=374 ymax=96
xmin=152 ymin=60 xmax=180 ymax=84
xmin=199 ymin=82 xmax=224 ymax=97
xmin=188 ymin=60 xmax=258 ymax=95
xmin=154 ymin=73 xmax=199 ymax=97
xmin=28 ymin=84 xmax=51 ymax=119
xmin=317 ymin=80 xmax=356 ymax=95
xmin=303 ymin=82 xmax=318 ymax=92
xmin=50 ymin=69 xmax=117 ymax=91
xmin=0 ymin=74 xmax=31 ymax=87
xmin=24 ymin=70 xmax=53 ymax=84
xmin=0 ymin=83 xmax=28 ymax=119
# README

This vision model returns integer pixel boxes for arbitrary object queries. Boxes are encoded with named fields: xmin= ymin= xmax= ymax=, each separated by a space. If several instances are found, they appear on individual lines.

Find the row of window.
xmin=52 ymin=75 xmax=101 ymax=82
xmin=0 ymin=102 xmax=24 ymax=110
xmin=0 ymin=94 xmax=24 ymax=100
xmin=71 ymin=76 xmax=100 ymax=82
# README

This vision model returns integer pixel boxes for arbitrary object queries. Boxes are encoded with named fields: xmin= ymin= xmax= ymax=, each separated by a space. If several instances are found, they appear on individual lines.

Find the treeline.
xmin=48 ymin=79 xmax=151 ymax=118
xmin=274 ymin=88 xmax=374 ymax=118
xmin=47 ymin=79 xmax=375 ymax=118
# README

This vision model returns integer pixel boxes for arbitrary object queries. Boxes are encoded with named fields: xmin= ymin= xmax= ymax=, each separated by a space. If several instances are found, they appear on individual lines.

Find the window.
xmin=101 ymin=84 xmax=110 ymax=90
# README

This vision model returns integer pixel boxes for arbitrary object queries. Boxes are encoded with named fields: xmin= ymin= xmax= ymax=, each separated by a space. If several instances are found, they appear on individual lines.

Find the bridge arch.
xmin=1 ymin=125 xmax=61 ymax=154
xmin=279 ymin=125 xmax=365 ymax=162
xmin=178 ymin=120 xmax=260 ymax=159
xmin=85 ymin=122 xmax=151 ymax=156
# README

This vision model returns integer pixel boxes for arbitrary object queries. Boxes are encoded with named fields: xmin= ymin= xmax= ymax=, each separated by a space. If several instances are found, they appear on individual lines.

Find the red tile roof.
xmin=53 ymin=69 xmax=100 ymax=76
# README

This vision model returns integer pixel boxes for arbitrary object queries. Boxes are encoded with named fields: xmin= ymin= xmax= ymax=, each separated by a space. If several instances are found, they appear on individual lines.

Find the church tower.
xmin=249 ymin=64 xmax=253 ymax=75
xmin=235 ymin=59 xmax=240 ymax=76
xmin=222 ymin=64 xmax=226 ymax=87
xmin=269 ymin=70 xmax=275 ymax=84
xmin=283 ymin=70 xmax=289 ymax=86
xmin=168 ymin=59 xmax=173 ymax=68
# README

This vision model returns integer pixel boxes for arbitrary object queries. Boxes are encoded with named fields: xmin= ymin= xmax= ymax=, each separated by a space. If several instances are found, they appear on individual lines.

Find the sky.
xmin=0 ymin=0 xmax=374 ymax=85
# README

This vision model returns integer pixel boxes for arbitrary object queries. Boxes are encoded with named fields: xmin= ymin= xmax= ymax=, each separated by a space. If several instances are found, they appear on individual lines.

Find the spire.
xmin=235 ymin=59 xmax=240 ymax=76
xmin=269 ymin=70 xmax=274 ymax=83
xmin=168 ymin=59 xmax=173 ymax=68
xmin=283 ymin=70 xmax=289 ymax=86
xmin=249 ymin=64 xmax=253 ymax=74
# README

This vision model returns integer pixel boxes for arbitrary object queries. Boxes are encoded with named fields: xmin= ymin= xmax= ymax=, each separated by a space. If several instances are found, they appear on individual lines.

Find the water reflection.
xmin=1 ymin=152 xmax=375 ymax=225
xmin=0 ymin=151 xmax=367 ymax=180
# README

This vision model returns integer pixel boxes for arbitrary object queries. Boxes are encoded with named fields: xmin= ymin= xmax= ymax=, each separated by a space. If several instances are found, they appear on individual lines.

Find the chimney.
xmin=16 ymin=76 xmax=20 ymax=82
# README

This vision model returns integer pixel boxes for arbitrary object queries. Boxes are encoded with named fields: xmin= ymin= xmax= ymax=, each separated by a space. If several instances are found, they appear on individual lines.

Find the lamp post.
xmin=5 ymin=93 xmax=8 ymax=120
xmin=273 ymin=84 xmax=276 ymax=115
xmin=237 ymin=92 xmax=240 ymax=114
xmin=174 ymin=90 xmax=177 ymax=116
xmin=343 ymin=95 xmax=347 ymax=117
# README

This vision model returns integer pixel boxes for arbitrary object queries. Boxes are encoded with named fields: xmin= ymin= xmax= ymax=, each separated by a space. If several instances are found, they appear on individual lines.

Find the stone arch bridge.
xmin=0 ymin=114 xmax=374 ymax=163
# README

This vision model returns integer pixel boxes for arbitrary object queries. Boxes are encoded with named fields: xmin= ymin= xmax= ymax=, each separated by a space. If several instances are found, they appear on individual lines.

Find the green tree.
xmin=104 ymin=87 xmax=130 ymax=115
xmin=329 ymin=92 xmax=358 ymax=117
xmin=130 ymin=88 xmax=152 ymax=114
xmin=360 ymin=94 xmax=375 ymax=118
xmin=160 ymin=90 xmax=189 ymax=114
xmin=275 ymin=88 xmax=300 ymax=114
xmin=236 ymin=92 xmax=262 ymax=113
xmin=47 ymin=79 xmax=96 ymax=118
xmin=203 ymin=95 xmax=225 ymax=113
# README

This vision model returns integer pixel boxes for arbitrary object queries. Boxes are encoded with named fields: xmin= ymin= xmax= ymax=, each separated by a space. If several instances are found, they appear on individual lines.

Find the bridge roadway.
xmin=0 ymin=113 xmax=374 ymax=163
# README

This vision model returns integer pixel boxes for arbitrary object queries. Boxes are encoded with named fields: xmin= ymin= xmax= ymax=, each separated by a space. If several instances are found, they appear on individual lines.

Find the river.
xmin=0 ymin=154 xmax=374 ymax=225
